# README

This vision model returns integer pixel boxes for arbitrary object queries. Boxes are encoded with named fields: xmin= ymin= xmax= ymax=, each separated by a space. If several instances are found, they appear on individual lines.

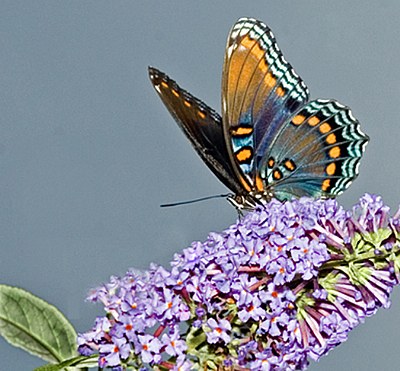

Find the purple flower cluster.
xmin=78 ymin=194 xmax=400 ymax=370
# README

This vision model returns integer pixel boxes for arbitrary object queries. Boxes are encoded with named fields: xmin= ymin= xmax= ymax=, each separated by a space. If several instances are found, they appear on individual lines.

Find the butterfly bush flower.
xmin=78 ymin=194 xmax=400 ymax=370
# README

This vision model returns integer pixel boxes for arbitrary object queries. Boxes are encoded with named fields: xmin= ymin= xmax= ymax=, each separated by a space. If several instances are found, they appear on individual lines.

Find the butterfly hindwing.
xmin=222 ymin=18 xmax=310 ymax=191
xmin=261 ymin=99 xmax=369 ymax=199
xmin=148 ymin=67 xmax=243 ymax=195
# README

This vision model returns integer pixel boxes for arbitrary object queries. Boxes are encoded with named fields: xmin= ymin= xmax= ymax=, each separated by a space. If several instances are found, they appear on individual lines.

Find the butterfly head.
xmin=227 ymin=191 xmax=273 ymax=211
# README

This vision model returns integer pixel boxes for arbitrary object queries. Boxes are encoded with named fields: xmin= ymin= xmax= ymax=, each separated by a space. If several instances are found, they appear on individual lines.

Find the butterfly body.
xmin=149 ymin=18 xmax=368 ymax=210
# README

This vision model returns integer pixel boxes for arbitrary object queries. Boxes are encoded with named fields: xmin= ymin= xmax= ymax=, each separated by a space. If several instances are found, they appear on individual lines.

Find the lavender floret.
xmin=78 ymin=194 xmax=400 ymax=370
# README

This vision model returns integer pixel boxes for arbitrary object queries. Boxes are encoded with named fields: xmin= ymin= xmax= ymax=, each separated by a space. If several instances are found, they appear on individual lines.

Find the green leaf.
xmin=361 ymin=229 xmax=392 ymax=247
xmin=187 ymin=326 xmax=207 ymax=349
xmin=0 ymin=284 xmax=77 ymax=363
xmin=34 ymin=355 xmax=98 ymax=370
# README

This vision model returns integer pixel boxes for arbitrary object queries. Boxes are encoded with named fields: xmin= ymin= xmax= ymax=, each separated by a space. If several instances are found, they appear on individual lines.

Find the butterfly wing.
xmin=221 ymin=17 xmax=310 ymax=192
xmin=148 ymin=67 xmax=244 ymax=195
xmin=261 ymin=99 xmax=369 ymax=199
xmin=222 ymin=18 xmax=368 ymax=200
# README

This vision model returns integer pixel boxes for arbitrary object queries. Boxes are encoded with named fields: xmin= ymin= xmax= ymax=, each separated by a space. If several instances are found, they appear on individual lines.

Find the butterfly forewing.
xmin=222 ymin=18 xmax=310 ymax=192
xmin=148 ymin=67 xmax=243 ymax=194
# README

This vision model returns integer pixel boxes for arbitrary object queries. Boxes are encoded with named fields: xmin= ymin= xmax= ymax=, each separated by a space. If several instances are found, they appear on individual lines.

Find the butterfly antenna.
xmin=160 ymin=194 xmax=231 ymax=208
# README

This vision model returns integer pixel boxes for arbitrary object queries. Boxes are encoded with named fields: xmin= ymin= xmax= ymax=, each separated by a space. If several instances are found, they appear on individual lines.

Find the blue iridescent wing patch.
xmin=149 ymin=17 xmax=369 ymax=206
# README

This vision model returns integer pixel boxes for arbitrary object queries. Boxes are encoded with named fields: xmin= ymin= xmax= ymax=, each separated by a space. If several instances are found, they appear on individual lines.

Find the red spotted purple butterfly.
xmin=149 ymin=18 xmax=369 ymax=209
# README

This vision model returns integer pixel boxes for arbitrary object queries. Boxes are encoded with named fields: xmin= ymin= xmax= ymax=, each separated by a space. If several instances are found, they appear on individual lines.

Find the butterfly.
xmin=148 ymin=17 xmax=369 ymax=210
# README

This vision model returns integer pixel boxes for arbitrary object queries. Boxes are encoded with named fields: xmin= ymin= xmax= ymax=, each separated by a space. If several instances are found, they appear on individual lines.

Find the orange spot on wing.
xmin=308 ymin=116 xmax=320 ymax=127
xmin=268 ymin=158 xmax=275 ymax=168
xmin=284 ymin=160 xmax=296 ymax=171
xmin=255 ymin=175 xmax=264 ymax=191
xmin=292 ymin=115 xmax=306 ymax=126
xmin=232 ymin=126 xmax=253 ymax=136
xmin=329 ymin=146 xmax=341 ymax=158
xmin=161 ymin=81 xmax=169 ymax=89
xmin=326 ymin=133 xmax=337 ymax=144
xmin=326 ymin=163 xmax=336 ymax=176
xmin=241 ymin=178 xmax=252 ymax=192
xmin=273 ymin=170 xmax=282 ymax=180
xmin=276 ymin=86 xmax=285 ymax=97
xmin=322 ymin=179 xmax=331 ymax=191
xmin=184 ymin=100 xmax=192 ymax=107
xmin=198 ymin=110 xmax=206 ymax=119
xmin=319 ymin=123 xmax=332 ymax=134
xmin=236 ymin=148 xmax=252 ymax=162
xmin=172 ymin=89 xmax=179 ymax=97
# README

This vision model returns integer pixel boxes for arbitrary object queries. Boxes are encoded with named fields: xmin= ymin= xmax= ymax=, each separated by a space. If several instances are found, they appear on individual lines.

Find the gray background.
xmin=1 ymin=1 xmax=399 ymax=369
